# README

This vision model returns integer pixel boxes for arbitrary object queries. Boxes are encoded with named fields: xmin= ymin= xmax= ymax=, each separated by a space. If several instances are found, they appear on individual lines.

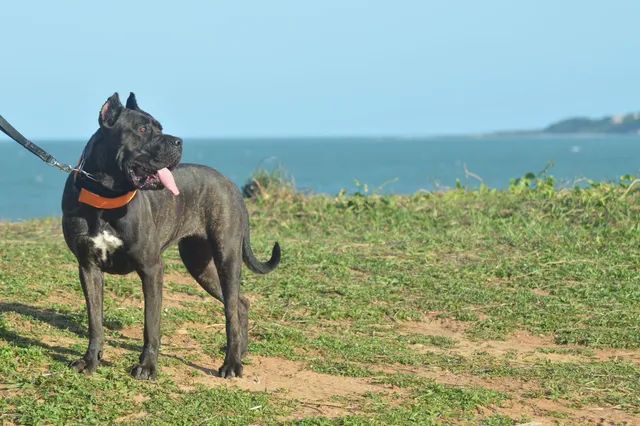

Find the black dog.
xmin=62 ymin=93 xmax=280 ymax=379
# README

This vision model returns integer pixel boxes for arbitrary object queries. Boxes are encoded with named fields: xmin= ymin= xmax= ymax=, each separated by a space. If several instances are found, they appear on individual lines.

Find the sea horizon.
xmin=3 ymin=130 xmax=640 ymax=144
xmin=2 ymin=134 xmax=640 ymax=220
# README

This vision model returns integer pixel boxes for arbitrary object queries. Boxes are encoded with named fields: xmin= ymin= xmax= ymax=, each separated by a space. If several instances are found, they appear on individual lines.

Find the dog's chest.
xmin=90 ymin=230 xmax=124 ymax=262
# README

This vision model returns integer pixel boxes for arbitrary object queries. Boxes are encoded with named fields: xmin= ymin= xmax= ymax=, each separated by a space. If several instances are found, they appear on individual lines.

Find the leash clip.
xmin=73 ymin=156 xmax=98 ymax=181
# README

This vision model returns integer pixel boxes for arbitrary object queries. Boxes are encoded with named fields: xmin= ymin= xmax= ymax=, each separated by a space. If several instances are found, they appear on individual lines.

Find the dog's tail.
xmin=242 ymin=229 xmax=280 ymax=274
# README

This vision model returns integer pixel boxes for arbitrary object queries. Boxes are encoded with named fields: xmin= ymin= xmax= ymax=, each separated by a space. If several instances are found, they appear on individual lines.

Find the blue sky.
xmin=1 ymin=1 xmax=639 ymax=139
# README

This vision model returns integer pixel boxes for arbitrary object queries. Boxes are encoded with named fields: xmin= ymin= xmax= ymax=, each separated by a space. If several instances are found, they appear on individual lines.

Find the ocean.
xmin=1 ymin=135 xmax=640 ymax=220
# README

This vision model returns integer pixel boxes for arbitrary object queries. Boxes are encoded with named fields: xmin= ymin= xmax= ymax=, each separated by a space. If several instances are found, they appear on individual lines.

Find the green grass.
xmin=2 ymin=176 xmax=640 ymax=424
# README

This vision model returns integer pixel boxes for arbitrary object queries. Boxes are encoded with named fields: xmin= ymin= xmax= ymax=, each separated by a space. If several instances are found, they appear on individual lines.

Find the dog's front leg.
xmin=131 ymin=261 xmax=163 ymax=380
xmin=70 ymin=264 xmax=104 ymax=374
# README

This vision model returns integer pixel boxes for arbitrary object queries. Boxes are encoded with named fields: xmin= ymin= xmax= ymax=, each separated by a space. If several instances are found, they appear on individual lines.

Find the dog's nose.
xmin=172 ymin=138 xmax=182 ymax=147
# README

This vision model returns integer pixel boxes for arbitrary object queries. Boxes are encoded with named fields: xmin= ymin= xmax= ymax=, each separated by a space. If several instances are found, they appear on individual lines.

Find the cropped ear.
xmin=126 ymin=92 xmax=139 ymax=110
xmin=99 ymin=93 xmax=124 ymax=127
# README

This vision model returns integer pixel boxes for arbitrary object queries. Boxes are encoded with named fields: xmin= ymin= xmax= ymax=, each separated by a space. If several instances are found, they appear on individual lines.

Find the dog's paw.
xmin=131 ymin=363 xmax=157 ymax=380
xmin=69 ymin=357 xmax=99 ymax=375
xmin=219 ymin=360 xmax=243 ymax=379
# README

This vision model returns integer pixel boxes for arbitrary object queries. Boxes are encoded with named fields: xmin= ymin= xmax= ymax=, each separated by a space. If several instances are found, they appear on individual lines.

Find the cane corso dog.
xmin=62 ymin=92 xmax=280 ymax=379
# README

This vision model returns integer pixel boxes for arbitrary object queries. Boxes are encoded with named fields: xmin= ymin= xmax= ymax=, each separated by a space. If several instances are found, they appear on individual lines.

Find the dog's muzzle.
xmin=127 ymin=137 xmax=182 ymax=195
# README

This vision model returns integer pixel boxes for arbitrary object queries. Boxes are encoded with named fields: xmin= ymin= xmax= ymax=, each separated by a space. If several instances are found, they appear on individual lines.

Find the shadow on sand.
xmin=0 ymin=301 xmax=220 ymax=375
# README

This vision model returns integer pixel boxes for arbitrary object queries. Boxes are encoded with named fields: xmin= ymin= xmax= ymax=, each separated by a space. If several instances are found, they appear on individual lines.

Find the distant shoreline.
xmin=2 ymin=133 xmax=640 ymax=146
xmin=4 ymin=112 xmax=640 ymax=145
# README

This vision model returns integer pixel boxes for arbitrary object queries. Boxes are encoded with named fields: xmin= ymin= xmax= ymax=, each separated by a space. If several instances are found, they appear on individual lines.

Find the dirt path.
xmin=395 ymin=317 xmax=640 ymax=424
xmin=36 ymin=278 xmax=640 ymax=424
xmin=400 ymin=316 xmax=640 ymax=365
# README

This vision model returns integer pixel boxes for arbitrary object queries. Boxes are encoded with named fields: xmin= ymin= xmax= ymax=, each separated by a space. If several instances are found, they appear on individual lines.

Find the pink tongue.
xmin=157 ymin=168 xmax=179 ymax=196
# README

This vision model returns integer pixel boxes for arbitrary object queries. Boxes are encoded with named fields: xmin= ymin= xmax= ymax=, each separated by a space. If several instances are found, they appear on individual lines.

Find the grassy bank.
xmin=2 ymin=177 xmax=640 ymax=424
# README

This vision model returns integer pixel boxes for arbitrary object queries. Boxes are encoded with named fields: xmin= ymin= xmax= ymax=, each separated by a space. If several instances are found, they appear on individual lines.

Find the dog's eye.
xmin=138 ymin=126 xmax=147 ymax=134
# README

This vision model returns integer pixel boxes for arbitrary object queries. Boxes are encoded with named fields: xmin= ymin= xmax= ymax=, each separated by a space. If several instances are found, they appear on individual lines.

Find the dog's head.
xmin=83 ymin=92 xmax=182 ymax=195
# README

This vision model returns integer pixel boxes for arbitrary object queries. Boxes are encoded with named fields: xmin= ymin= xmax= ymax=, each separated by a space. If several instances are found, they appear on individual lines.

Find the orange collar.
xmin=79 ymin=187 xmax=138 ymax=209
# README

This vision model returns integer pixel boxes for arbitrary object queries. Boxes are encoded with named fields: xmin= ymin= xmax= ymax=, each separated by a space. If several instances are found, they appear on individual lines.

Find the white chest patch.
xmin=91 ymin=231 xmax=123 ymax=262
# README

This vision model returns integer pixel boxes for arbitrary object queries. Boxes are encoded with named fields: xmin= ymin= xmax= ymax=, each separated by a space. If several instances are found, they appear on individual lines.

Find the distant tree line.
xmin=545 ymin=113 xmax=640 ymax=134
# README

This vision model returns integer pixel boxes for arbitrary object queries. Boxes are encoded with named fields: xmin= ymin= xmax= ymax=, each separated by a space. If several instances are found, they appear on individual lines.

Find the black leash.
xmin=0 ymin=114 xmax=95 ymax=179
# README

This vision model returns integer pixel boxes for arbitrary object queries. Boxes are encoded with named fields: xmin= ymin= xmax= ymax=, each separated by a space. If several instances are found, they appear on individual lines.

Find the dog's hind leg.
xmin=215 ymin=248 xmax=244 ymax=379
xmin=179 ymin=237 xmax=250 ymax=360
xmin=179 ymin=237 xmax=223 ymax=300
xmin=70 ymin=264 xmax=104 ymax=374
